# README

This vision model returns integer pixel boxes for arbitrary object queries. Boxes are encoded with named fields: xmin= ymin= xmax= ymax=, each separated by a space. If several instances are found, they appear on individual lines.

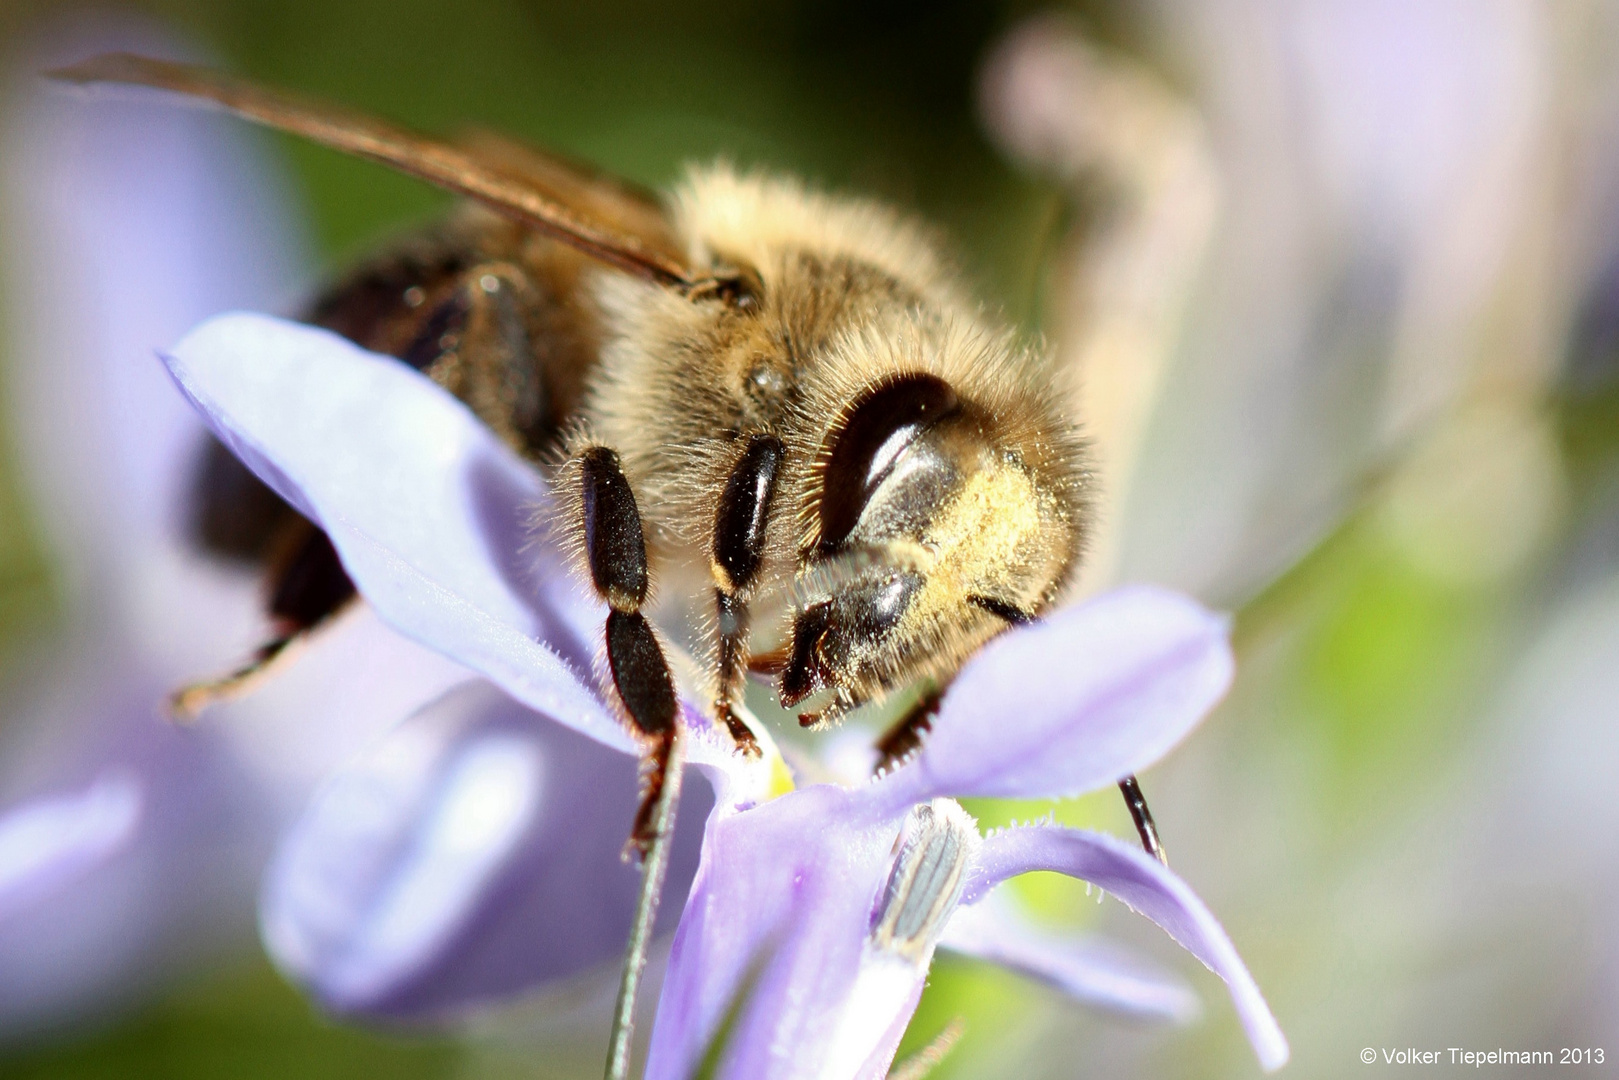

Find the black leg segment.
xmin=1118 ymin=774 xmax=1167 ymax=864
xmin=874 ymin=684 xmax=944 ymax=772
xmin=171 ymin=512 xmax=359 ymax=719
xmin=630 ymin=725 xmax=677 ymax=853
xmin=712 ymin=434 xmax=783 ymax=592
xmin=606 ymin=609 xmax=677 ymax=740
xmin=708 ymin=434 xmax=784 ymax=755
xmin=268 ymin=526 xmax=358 ymax=630
xmin=713 ymin=589 xmax=758 ymax=751
xmin=581 ymin=447 xmax=650 ymax=612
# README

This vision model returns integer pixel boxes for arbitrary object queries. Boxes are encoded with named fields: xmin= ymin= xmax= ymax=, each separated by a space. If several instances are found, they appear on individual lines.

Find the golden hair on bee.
xmin=669 ymin=162 xmax=961 ymax=305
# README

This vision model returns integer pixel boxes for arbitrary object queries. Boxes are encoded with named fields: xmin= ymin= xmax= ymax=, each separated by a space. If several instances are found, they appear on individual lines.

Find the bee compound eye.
xmin=818 ymin=375 xmax=959 ymax=554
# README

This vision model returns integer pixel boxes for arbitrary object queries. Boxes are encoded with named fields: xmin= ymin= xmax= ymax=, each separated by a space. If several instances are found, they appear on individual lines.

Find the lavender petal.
xmin=162 ymin=313 xmax=623 ymax=751
xmin=0 ymin=16 xmax=310 ymax=1035
xmin=0 ymin=770 xmax=142 ymax=924
xmin=647 ymin=787 xmax=923 ymax=1080
xmin=876 ymin=586 xmax=1233 ymax=808
xmin=964 ymin=824 xmax=1288 ymax=1071
xmin=939 ymin=893 xmax=1199 ymax=1022
xmin=2 ymin=20 xmax=307 ymax=588
xmin=262 ymin=679 xmax=709 ymax=1018
xmin=0 ymin=663 xmax=273 ymax=1037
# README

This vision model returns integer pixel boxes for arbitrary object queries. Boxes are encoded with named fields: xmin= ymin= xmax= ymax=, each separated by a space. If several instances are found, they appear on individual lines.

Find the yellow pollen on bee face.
xmin=905 ymin=464 xmax=1043 ymax=627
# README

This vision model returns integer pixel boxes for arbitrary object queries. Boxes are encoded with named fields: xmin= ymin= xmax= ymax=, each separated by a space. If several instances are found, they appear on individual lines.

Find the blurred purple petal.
xmin=648 ymin=786 xmax=933 ymax=1080
xmin=263 ymin=680 xmax=709 ymax=1019
xmin=0 ymin=16 xmax=315 ymax=1035
xmin=877 ymin=586 xmax=1233 ymax=808
xmin=1 ymin=19 xmax=307 ymax=597
xmin=0 ymin=770 xmax=141 ymax=923
xmin=162 ymin=313 xmax=624 ymax=752
xmin=964 ymin=825 xmax=1288 ymax=1072
xmin=0 ymin=664 xmax=271 ymax=1037
xmin=939 ymin=894 xmax=1199 ymax=1022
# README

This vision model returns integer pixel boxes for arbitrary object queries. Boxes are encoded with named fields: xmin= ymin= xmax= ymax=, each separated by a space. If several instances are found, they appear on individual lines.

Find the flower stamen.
xmin=872 ymin=800 xmax=980 ymax=961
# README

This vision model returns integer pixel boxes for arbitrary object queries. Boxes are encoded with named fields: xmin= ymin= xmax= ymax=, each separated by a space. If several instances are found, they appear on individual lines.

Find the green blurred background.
xmin=4 ymin=0 xmax=1619 ymax=1077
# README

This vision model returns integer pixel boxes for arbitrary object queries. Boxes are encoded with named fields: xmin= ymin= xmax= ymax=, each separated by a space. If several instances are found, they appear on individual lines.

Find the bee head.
xmin=781 ymin=370 xmax=1085 ymax=726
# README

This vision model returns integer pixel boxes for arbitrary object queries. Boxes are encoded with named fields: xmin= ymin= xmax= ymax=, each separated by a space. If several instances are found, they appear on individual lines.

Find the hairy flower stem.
xmin=605 ymin=731 xmax=687 ymax=1080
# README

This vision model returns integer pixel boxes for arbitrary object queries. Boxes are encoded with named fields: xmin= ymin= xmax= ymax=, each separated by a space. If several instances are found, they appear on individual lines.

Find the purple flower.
xmin=646 ymin=590 xmax=1287 ymax=1078
xmin=160 ymin=311 xmax=1289 ymax=1073
xmin=0 ymin=18 xmax=686 ymax=1036
xmin=0 ymin=770 xmax=141 ymax=924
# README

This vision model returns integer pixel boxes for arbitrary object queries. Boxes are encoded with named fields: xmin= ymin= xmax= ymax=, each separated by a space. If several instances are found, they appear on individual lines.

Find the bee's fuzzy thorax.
xmin=670 ymin=163 xmax=965 ymax=309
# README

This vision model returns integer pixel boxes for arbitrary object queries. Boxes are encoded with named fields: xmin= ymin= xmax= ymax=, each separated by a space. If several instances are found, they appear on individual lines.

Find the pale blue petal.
xmin=263 ymin=680 xmax=709 ymax=1018
xmin=964 ymin=824 xmax=1289 ymax=1072
xmin=0 ymin=770 xmax=142 ymax=923
xmin=647 ymin=786 xmax=919 ymax=1080
xmin=2 ymin=18 xmax=307 ymax=585
xmin=0 ymin=15 xmax=308 ymax=1036
xmin=0 ymin=663 xmax=272 ymax=1038
xmin=876 ymin=586 xmax=1233 ymax=808
xmin=162 ymin=313 xmax=624 ymax=751
xmin=938 ymin=893 xmax=1199 ymax=1022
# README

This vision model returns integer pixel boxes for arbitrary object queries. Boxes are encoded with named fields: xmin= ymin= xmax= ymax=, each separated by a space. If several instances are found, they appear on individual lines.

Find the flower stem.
xmin=605 ymin=730 xmax=687 ymax=1080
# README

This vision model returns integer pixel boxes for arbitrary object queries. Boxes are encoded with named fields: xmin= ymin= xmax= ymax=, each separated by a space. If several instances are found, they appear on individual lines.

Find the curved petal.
xmin=875 ymin=586 xmax=1232 ymax=809
xmin=963 ymin=825 xmax=1288 ymax=1072
xmin=162 ymin=312 xmax=627 ymax=752
xmin=262 ymin=680 xmax=710 ymax=1018
xmin=647 ymin=787 xmax=935 ymax=1080
xmin=0 ymin=770 xmax=141 ymax=923
xmin=939 ymin=892 xmax=1198 ymax=1022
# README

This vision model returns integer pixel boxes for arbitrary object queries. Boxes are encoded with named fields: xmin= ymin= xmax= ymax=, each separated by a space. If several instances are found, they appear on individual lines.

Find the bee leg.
xmin=576 ymin=444 xmax=688 ymax=1080
xmin=1118 ymin=775 xmax=1167 ymax=865
xmin=171 ymin=520 xmax=357 ymax=719
xmin=712 ymin=592 xmax=757 ymax=752
xmin=407 ymin=263 xmax=551 ymax=453
xmin=873 ymin=685 xmax=945 ymax=773
xmin=709 ymin=434 xmax=784 ymax=756
xmin=609 ymin=607 xmax=679 ymax=851
xmin=578 ymin=446 xmax=680 ymax=855
xmin=176 ymin=251 xmax=547 ymax=718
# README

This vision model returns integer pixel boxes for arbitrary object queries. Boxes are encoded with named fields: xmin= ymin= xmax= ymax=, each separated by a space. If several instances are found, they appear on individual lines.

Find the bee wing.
xmin=453 ymin=127 xmax=679 ymax=255
xmin=48 ymin=53 xmax=701 ymax=291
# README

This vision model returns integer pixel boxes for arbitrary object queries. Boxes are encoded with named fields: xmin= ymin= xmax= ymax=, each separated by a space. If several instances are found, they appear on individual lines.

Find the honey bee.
xmin=52 ymin=54 xmax=1165 ymax=861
